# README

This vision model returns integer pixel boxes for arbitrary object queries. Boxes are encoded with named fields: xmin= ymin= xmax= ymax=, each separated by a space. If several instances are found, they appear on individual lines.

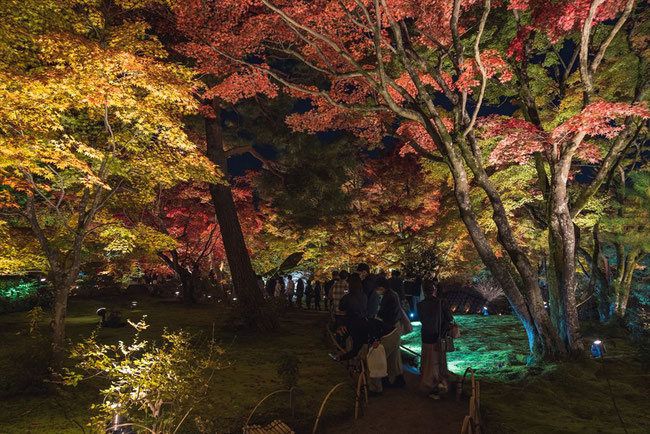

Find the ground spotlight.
xmin=40 ymin=278 xmax=46 ymax=282
xmin=591 ymin=340 xmax=607 ymax=359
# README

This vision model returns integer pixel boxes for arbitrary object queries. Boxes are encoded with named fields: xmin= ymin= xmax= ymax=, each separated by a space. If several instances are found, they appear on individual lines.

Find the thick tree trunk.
xmin=204 ymin=101 xmax=277 ymax=331
xmin=50 ymin=275 xmax=74 ymax=376
xmin=548 ymin=163 xmax=584 ymax=353
xmin=442 ymin=147 xmax=563 ymax=360
xmin=179 ymin=267 xmax=196 ymax=304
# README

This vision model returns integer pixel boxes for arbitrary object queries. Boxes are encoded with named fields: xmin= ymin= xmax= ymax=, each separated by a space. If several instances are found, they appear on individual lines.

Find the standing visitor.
xmin=404 ymin=273 xmax=422 ymax=313
xmin=324 ymin=271 xmax=338 ymax=311
xmin=286 ymin=276 xmax=295 ymax=306
xmin=389 ymin=269 xmax=405 ymax=301
xmin=305 ymin=278 xmax=314 ymax=309
xmin=357 ymin=263 xmax=379 ymax=318
xmin=417 ymin=280 xmax=454 ymax=399
xmin=333 ymin=314 xmax=397 ymax=396
xmin=296 ymin=278 xmax=305 ymax=308
xmin=274 ymin=276 xmax=282 ymax=298
xmin=265 ymin=276 xmax=276 ymax=298
xmin=314 ymin=281 xmax=322 ymax=311
xmin=330 ymin=270 xmax=349 ymax=327
xmin=341 ymin=273 xmax=368 ymax=321
xmin=375 ymin=277 xmax=405 ymax=388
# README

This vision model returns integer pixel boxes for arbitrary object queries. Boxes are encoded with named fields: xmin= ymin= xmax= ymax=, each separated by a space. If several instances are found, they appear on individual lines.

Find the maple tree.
xmin=174 ymin=0 xmax=650 ymax=359
xmin=132 ymin=176 xmax=266 ymax=303
xmin=0 ymin=0 xmax=213 ymax=373
xmin=583 ymin=160 xmax=650 ymax=321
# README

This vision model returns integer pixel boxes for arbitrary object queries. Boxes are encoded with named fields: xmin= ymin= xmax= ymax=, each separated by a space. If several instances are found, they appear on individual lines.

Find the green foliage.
xmin=0 ymin=307 xmax=50 ymax=397
xmin=276 ymin=354 xmax=299 ymax=390
xmin=602 ymin=168 xmax=650 ymax=253
xmin=62 ymin=317 xmax=223 ymax=434
xmin=0 ymin=278 xmax=51 ymax=314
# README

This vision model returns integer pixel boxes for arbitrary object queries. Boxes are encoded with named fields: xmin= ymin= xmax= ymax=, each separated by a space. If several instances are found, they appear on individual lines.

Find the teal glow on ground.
xmin=401 ymin=314 xmax=530 ymax=377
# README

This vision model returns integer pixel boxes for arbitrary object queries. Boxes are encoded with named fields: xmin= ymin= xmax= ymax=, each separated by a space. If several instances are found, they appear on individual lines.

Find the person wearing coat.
xmin=305 ymin=279 xmax=314 ymax=309
xmin=417 ymin=280 xmax=454 ymax=399
xmin=296 ymin=278 xmax=305 ymax=307
xmin=313 ymin=281 xmax=322 ymax=311
xmin=375 ymin=276 xmax=405 ymax=388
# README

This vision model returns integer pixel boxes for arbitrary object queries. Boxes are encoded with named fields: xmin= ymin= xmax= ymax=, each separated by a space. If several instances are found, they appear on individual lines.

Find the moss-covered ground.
xmin=1 ymin=301 xmax=649 ymax=433
xmin=402 ymin=315 xmax=650 ymax=433
xmin=0 ymin=297 xmax=354 ymax=433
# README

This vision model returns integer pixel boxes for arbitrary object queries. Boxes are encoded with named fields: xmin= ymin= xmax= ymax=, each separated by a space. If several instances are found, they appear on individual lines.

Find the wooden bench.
xmin=243 ymin=419 xmax=294 ymax=434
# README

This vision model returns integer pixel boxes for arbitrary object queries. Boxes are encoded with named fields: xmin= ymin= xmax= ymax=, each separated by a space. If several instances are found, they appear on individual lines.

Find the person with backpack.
xmin=417 ymin=279 xmax=454 ymax=399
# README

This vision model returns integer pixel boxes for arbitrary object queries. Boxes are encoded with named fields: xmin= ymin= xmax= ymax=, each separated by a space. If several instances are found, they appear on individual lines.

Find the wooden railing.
xmin=460 ymin=367 xmax=482 ymax=434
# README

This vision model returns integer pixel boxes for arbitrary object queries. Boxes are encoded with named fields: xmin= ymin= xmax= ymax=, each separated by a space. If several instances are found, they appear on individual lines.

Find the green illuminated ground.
xmin=401 ymin=314 xmax=530 ymax=377
xmin=1 ymin=302 xmax=649 ymax=433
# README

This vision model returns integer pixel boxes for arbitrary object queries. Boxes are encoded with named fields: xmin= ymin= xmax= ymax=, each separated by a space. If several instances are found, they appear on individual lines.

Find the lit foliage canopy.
xmin=0 ymin=0 xmax=214 ymax=371
xmin=173 ymin=0 xmax=650 ymax=358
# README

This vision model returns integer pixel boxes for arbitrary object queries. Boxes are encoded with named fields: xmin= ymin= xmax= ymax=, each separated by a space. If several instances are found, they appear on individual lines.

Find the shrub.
xmin=0 ymin=279 xmax=51 ymax=314
xmin=276 ymin=354 xmax=299 ymax=390
xmin=62 ymin=317 xmax=223 ymax=434
xmin=0 ymin=307 xmax=51 ymax=397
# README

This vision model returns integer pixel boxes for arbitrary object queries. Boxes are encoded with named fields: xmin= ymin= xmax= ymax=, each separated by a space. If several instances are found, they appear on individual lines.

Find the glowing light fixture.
xmin=590 ymin=340 xmax=606 ymax=358
xmin=40 ymin=278 xmax=47 ymax=282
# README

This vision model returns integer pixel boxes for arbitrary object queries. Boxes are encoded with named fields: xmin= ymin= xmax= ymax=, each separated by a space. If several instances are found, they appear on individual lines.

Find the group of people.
xmin=327 ymin=263 xmax=455 ymax=400
xmin=259 ymin=264 xmax=455 ymax=399
xmin=261 ymin=275 xmax=328 ymax=310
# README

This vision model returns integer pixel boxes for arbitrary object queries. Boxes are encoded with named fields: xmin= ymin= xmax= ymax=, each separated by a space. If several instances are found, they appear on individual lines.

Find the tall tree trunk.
xmin=548 ymin=162 xmax=584 ymax=353
xmin=50 ymin=273 xmax=75 ymax=376
xmin=442 ymin=146 xmax=563 ymax=360
xmin=204 ymin=100 xmax=277 ymax=330
xmin=179 ymin=267 xmax=196 ymax=304
xmin=614 ymin=248 xmax=640 ymax=319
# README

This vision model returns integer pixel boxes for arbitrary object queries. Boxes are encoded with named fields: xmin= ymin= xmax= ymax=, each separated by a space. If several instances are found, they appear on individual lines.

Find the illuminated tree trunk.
xmin=442 ymin=139 xmax=564 ymax=360
xmin=204 ymin=101 xmax=277 ymax=330
xmin=158 ymin=251 xmax=197 ymax=303
xmin=613 ymin=247 xmax=640 ymax=319
xmin=50 ymin=276 xmax=74 ymax=375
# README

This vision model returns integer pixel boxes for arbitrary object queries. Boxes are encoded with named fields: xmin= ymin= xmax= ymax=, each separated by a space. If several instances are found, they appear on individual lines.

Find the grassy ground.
xmin=0 ymin=297 xmax=354 ymax=433
xmin=402 ymin=315 xmax=650 ymax=433
xmin=2 ymin=301 xmax=649 ymax=433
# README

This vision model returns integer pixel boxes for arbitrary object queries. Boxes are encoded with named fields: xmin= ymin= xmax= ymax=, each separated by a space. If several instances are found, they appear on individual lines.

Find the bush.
xmin=0 ymin=307 xmax=51 ymax=397
xmin=0 ymin=279 xmax=51 ymax=314
xmin=276 ymin=354 xmax=299 ymax=390
xmin=62 ymin=317 xmax=223 ymax=434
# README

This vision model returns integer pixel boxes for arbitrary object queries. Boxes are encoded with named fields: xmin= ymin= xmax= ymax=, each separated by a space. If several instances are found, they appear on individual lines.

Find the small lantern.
xmin=130 ymin=301 xmax=137 ymax=309
xmin=482 ymin=306 xmax=489 ymax=316
xmin=590 ymin=340 xmax=606 ymax=359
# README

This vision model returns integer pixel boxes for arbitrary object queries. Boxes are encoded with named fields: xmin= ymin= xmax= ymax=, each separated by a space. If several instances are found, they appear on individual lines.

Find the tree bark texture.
xmin=204 ymin=100 xmax=277 ymax=331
